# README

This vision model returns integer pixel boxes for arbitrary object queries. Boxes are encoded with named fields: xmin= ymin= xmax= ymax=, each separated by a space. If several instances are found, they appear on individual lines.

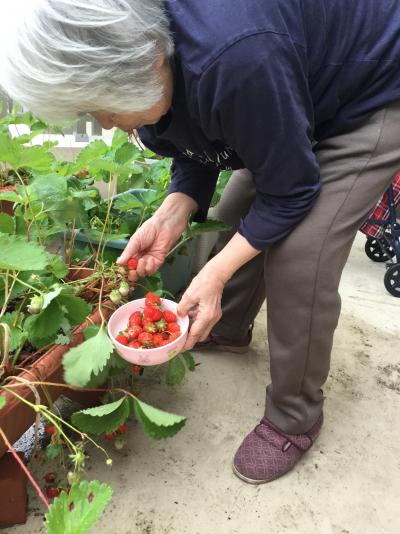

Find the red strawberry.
xmin=116 ymin=335 xmax=129 ymax=346
xmin=152 ymin=333 xmax=164 ymax=347
xmin=138 ymin=331 xmax=153 ymax=347
xmin=128 ymin=311 xmax=142 ymax=327
xmin=44 ymin=472 xmax=56 ymax=483
xmin=159 ymin=339 xmax=171 ymax=347
xmin=45 ymin=486 xmax=60 ymax=499
xmin=131 ymin=364 xmax=143 ymax=374
xmin=144 ymin=322 xmax=157 ymax=333
xmin=168 ymin=322 xmax=181 ymax=334
xmin=161 ymin=331 xmax=170 ymax=340
xmin=128 ymin=341 xmax=141 ymax=348
xmin=143 ymin=306 xmax=162 ymax=322
xmin=104 ymin=432 xmax=115 ymax=441
xmin=168 ymin=332 xmax=180 ymax=342
xmin=127 ymin=257 xmax=138 ymax=270
xmin=163 ymin=310 xmax=177 ymax=323
xmin=145 ymin=291 xmax=161 ymax=308
xmin=45 ymin=424 xmax=56 ymax=436
xmin=117 ymin=423 xmax=128 ymax=434
xmin=127 ymin=325 xmax=142 ymax=340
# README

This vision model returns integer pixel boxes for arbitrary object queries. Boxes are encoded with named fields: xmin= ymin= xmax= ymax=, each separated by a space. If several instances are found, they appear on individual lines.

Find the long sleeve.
xmin=196 ymin=32 xmax=321 ymax=250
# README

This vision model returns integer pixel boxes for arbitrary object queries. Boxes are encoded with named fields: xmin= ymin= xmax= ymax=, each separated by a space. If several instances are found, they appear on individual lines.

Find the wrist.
xmin=158 ymin=192 xmax=198 ymax=221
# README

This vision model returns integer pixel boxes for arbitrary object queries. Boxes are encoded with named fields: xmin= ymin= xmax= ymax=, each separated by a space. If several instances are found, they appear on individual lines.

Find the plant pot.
xmin=0 ymin=302 xmax=114 ymax=460
xmin=0 ymin=452 xmax=27 ymax=528
xmin=0 ymin=185 xmax=16 ymax=216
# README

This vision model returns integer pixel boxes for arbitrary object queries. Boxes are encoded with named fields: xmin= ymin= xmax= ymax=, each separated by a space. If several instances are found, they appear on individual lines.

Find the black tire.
xmin=384 ymin=264 xmax=400 ymax=297
xmin=364 ymin=236 xmax=394 ymax=262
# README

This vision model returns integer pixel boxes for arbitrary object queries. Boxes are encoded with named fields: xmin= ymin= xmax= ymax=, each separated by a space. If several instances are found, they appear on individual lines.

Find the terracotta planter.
xmin=0 ymin=452 xmax=27 ymax=528
xmin=0 ymin=302 xmax=114 ymax=459
xmin=0 ymin=185 xmax=16 ymax=216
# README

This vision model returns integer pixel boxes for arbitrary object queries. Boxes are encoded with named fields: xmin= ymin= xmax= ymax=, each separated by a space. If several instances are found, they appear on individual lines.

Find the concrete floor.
xmin=7 ymin=233 xmax=400 ymax=534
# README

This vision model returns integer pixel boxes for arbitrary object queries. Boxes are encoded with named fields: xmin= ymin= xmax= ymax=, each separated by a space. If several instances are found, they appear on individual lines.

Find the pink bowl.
xmin=108 ymin=298 xmax=189 ymax=366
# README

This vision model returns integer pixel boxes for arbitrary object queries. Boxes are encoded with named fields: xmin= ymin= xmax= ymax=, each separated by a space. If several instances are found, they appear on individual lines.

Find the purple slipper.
xmin=233 ymin=414 xmax=323 ymax=484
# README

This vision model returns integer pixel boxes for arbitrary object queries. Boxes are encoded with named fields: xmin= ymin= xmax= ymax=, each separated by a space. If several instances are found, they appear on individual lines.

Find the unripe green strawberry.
xmin=118 ymin=281 xmax=129 ymax=297
xmin=114 ymin=434 xmax=128 ymax=450
xmin=27 ymin=295 xmax=44 ymax=314
xmin=67 ymin=471 xmax=81 ymax=485
xmin=72 ymin=284 xmax=84 ymax=295
xmin=110 ymin=290 xmax=122 ymax=305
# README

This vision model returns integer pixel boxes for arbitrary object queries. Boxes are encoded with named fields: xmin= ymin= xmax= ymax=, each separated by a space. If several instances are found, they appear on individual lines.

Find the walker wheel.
xmin=384 ymin=264 xmax=400 ymax=297
xmin=364 ymin=236 xmax=394 ymax=262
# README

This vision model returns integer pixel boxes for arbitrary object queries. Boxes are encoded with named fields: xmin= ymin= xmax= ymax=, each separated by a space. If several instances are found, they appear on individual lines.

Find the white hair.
xmin=0 ymin=0 xmax=174 ymax=122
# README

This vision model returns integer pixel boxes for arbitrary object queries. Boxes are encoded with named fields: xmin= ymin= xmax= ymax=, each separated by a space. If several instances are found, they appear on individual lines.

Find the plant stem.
xmin=0 ymin=426 xmax=49 ymax=508
xmin=8 ymin=272 xmax=45 ymax=296
xmin=95 ymin=174 xmax=114 ymax=263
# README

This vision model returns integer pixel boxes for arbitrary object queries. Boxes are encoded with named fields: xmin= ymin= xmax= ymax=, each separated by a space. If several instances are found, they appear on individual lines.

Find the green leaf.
xmin=75 ymin=139 xmax=108 ymax=169
xmin=63 ymin=328 xmax=114 ymax=387
xmin=0 ymin=312 xmax=24 ymax=352
xmin=48 ymin=255 xmax=69 ymax=279
xmin=113 ymin=193 xmax=144 ymax=212
xmin=0 ymin=191 xmax=20 ymax=203
xmin=71 ymin=397 xmax=130 ymax=434
xmin=0 ymin=396 xmax=6 ymax=410
xmin=44 ymin=480 xmax=113 ymax=534
xmin=55 ymin=333 xmax=71 ymax=345
xmin=42 ymin=287 xmax=64 ymax=310
xmin=114 ymin=143 xmax=140 ymax=164
xmin=166 ymin=356 xmax=186 ymax=386
xmin=0 ymin=234 xmax=50 ymax=271
xmin=182 ymin=351 xmax=196 ymax=372
xmin=43 ymin=443 xmax=62 ymax=461
xmin=0 ymin=134 xmax=54 ymax=172
xmin=24 ymin=300 xmax=64 ymax=348
xmin=83 ymin=324 xmax=101 ymax=340
xmin=29 ymin=174 xmax=68 ymax=203
xmin=0 ymin=213 xmax=15 ymax=234
xmin=57 ymin=294 xmax=91 ymax=326
xmin=111 ymin=128 xmax=128 ymax=149
xmin=134 ymin=399 xmax=186 ymax=440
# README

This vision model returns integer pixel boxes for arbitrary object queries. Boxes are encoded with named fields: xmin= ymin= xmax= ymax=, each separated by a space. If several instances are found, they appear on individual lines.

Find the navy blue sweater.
xmin=138 ymin=0 xmax=400 ymax=250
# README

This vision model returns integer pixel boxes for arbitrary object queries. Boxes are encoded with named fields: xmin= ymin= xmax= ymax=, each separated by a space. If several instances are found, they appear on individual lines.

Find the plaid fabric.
xmin=360 ymin=172 xmax=400 ymax=238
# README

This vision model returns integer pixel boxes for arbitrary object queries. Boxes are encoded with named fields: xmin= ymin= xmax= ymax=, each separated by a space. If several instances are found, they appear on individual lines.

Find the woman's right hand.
xmin=116 ymin=193 xmax=198 ymax=282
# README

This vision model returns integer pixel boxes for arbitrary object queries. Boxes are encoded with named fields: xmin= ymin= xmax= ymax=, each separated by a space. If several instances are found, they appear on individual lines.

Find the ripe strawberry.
xmin=163 ymin=310 xmax=177 ymax=323
xmin=168 ymin=332 xmax=180 ymax=342
xmin=159 ymin=339 xmax=171 ymax=347
xmin=138 ymin=331 xmax=153 ymax=347
xmin=117 ymin=423 xmax=128 ymax=434
xmin=152 ymin=333 xmax=164 ymax=347
xmin=104 ymin=432 xmax=115 ymax=441
xmin=131 ymin=364 xmax=143 ymax=374
xmin=44 ymin=472 xmax=56 ymax=483
xmin=128 ymin=341 xmax=141 ymax=348
xmin=145 ymin=291 xmax=161 ymax=308
xmin=143 ymin=306 xmax=162 ymax=322
xmin=128 ymin=311 xmax=142 ymax=327
xmin=127 ymin=257 xmax=138 ymax=270
xmin=127 ymin=325 xmax=142 ymax=340
xmin=144 ymin=322 xmax=157 ymax=333
xmin=155 ymin=318 xmax=167 ymax=332
xmin=161 ymin=331 xmax=170 ymax=340
xmin=116 ymin=335 xmax=129 ymax=346
xmin=44 ymin=424 xmax=56 ymax=436
xmin=168 ymin=322 xmax=181 ymax=334
xmin=45 ymin=486 xmax=60 ymax=499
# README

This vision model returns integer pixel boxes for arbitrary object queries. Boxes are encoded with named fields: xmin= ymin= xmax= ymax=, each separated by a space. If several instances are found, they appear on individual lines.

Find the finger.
xmin=183 ymin=317 xmax=213 ymax=350
xmin=117 ymin=234 xmax=140 ymax=265
xmin=177 ymin=292 xmax=198 ymax=317
xmin=128 ymin=269 xmax=139 ymax=283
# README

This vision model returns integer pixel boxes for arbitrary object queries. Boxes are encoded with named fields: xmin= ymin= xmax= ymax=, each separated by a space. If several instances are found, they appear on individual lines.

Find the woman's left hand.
xmin=177 ymin=264 xmax=226 ymax=351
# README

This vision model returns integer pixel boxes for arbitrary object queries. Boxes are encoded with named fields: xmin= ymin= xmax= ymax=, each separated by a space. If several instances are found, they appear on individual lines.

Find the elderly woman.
xmin=1 ymin=0 xmax=400 ymax=484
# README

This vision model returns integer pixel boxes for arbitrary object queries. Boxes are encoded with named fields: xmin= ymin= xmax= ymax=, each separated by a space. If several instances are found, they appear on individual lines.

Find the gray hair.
xmin=0 ymin=0 xmax=174 ymax=122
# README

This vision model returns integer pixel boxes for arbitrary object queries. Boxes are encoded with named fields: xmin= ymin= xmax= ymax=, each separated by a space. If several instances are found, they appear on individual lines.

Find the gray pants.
xmin=212 ymin=101 xmax=400 ymax=434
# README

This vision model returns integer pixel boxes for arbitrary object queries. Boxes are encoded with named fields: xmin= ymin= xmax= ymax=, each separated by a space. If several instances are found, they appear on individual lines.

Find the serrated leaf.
xmin=24 ymin=300 xmax=64 ymax=348
xmin=166 ymin=356 xmax=186 ymax=386
xmin=111 ymin=128 xmax=128 ymax=149
xmin=57 ymin=294 xmax=91 ymax=326
xmin=42 ymin=287 xmax=63 ymax=310
xmin=182 ymin=351 xmax=196 ymax=371
xmin=43 ymin=443 xmax=62 ymax=461
xmin=0 ymin=234 xmax=50 ymax=271
xmin=63 ymin=328 xmax=113 ymax=387
xmin=0 ymin=191 xmax=20 ymax=203
xmin=114 ymin=142 xmax=140 ymax=164
xmin=0 ymin=213 xmax=14 ymax=234
xmin=75 ymin=139 xmax=108 ymax=169
xmin=71 ymin=397 xmax=130 ymax=434
xmin=44 ymin=480 xmax=113 ymax=534
xmin=55 ymin=333 xmax=71 ymax=345
xmin=48 ymin=255 xmax=69 ymax=279
xmin=134 ymin=399 xmax=186 ymax=440
xmin=0 ymin=312 xmax=24 ymax=352
xmin=0 ymin=396 xmax=6 ymax=410
xmin=113 ymin=193 xmax=145 ymax=212
xmin=0 ymin=134 xmax=54 ymax=172
xmin=83 ymin=324 xmax=101 ymax=340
